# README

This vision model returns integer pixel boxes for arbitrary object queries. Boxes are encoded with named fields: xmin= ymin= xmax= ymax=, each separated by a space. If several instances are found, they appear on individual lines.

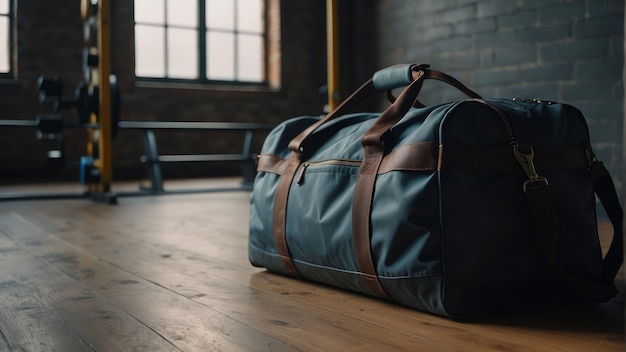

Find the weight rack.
xmin=0 ymin=0 xmax=275 ymax=203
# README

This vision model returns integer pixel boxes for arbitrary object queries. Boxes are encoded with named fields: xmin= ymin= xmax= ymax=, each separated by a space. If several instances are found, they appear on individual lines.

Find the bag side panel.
xmin=492 ymin=100 xmax=603 ymax=282
xmin=439 ymin=100 xmax=602 ymax=318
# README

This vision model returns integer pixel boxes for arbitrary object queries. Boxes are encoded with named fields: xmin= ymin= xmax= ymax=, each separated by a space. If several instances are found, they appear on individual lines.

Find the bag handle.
xmin=350 ymin=66 xmax=482 ymax=299
xmin=288 ymin=64 xmax=482 ymax=157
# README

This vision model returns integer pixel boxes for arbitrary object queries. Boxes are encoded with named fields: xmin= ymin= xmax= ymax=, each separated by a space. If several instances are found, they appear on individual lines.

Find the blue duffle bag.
xmin=248 ymin=64 xmax=623 ymax=318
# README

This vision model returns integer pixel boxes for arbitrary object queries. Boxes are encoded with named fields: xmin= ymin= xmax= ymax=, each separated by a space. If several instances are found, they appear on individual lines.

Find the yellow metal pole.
xmin=96 ymin=0 xmax=113 ymax=192
xmin=326 ymin=0 xmax=340 ymax=111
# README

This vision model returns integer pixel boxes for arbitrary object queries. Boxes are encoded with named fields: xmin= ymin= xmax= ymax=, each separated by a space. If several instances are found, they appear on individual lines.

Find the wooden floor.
xmin=0 ymin=178 xmax=623 ymax=352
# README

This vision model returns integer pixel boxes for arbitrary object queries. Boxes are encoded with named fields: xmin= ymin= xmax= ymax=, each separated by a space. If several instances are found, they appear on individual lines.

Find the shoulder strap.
xmin=526 ymin=159 xmax=623 ymax=302
xmin=588 ymin=161 xmax=624 ymax=283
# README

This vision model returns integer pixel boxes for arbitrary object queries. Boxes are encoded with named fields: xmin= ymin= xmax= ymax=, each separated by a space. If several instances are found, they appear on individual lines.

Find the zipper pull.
xmin=296 ymin=163 xmax=309 ymax=185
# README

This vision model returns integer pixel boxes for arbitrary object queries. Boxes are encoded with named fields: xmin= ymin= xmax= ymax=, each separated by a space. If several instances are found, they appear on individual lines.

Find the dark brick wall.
xmin=0 ymin=0 xmax=327 ymax=181
xmin=373 ymin=0 xmax=625 ymax=198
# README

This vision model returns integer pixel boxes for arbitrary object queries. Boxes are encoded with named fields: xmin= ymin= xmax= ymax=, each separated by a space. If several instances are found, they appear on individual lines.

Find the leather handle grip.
xmin=372 ymin=64 xmax=482 ymax=99
xmin=288 ymin=64 xmax=482 ymax=156
xmin=372 ymin=64 xmax=419 ymax=91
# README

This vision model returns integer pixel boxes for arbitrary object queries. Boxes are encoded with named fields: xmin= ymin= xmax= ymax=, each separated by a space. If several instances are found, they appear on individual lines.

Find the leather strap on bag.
xmin=258 ymin=144 xmax=589 ymax=176
xmin=352 ymin=65 xmax=483 ymax=298
xmin=288 ymin=64 xmax=481 ymax=157
xmin=590 ymin=161 xmax=625 ymax=283
xmin=270 ymin=70 xmax=386 ymax=277
xmin=352 ymin=72 xmax=430 ymax=299
xmin=272 ymin=154 xmax=302 ymax=276
xmin=524 ymin=155 xmax=623 ymax=302
xmin=353 ymin=146 xmax=392 ymax=299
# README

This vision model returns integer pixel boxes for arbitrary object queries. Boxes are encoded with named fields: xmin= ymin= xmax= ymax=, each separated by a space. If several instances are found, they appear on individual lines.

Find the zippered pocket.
xmin=296 ymin=159 xmax=362 ymax=185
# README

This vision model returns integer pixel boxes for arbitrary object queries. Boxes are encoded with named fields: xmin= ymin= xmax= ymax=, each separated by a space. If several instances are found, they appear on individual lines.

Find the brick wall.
xmin=0 ymin=0 xmax=327 ymax=181
xmin=373 ymin=0 xmax=625 ymax=199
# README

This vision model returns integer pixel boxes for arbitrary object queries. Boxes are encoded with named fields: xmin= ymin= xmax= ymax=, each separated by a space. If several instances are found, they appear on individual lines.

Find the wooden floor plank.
xmin=11 ymin=195 xmax=624 ymax=351
xmin=0 ymin=213 xmax=300 ymax=352
xmin=0 ymin=234 xmax=95 ymax=352
xmin=0 ymin=229 xmax=179 ymax=352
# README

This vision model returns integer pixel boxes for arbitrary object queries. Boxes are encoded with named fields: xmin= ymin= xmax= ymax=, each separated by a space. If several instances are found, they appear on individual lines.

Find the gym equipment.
xmin=0 ymin=0 xmax=113 ymax=202
xmin=37 ymin=75 xmax=117 ymax=126
xmin=0 ymin=116 xmax=274 ymax=200
xmin=0 ymin=0 xmax=274 ymax=202
xmin=127 ymin=122 xmax=273 ymax=192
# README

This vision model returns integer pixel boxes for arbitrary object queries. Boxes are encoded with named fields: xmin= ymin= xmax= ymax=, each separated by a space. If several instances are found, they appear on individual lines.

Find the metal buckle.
xmin=513 ymin=144 xmax=549 ymax=193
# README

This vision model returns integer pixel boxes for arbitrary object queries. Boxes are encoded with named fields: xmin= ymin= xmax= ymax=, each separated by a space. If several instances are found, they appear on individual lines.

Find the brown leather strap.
xmin=379 ymin=142 xmax=438 ymax=172
xmin=256 ymin=154 xmax=289 ymax=174
xmin=352 ymin=146 xmax=391 ymax=299
xmin=272 ymin=154 xmax=301 ymax=276
xmin=258 ymin=144 xmax=589 ymax=175
xmin=385 ymin=65 xmax=483 ymax=114
xmin=289 ymin=64 xmax=482 ymax=156
xmin=437 ymin=144 xmax=589 ymax=172
xmin=352 ymin=75 xmax=433 ymax=299
xmin=422 ymin=68 xmax=482 ymax=100
xmin=361 ymin=71 xmax=426 ymax=148
xmin=288 ymin=79 xmax=379 ymax=155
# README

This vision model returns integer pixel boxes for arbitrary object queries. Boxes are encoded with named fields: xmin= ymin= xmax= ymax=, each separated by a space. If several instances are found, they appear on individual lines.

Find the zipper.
xmin=512 ymin=97 xmax=557 ymax=105
xmin=296 ymin=159 xmax=362 ymax=185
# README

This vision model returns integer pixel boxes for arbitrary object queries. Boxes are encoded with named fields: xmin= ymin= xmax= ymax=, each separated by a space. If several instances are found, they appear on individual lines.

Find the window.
xmin=134 ymin=0 xmax=266 ymax=84
xmin=0 ymin=0 xmax=11 ymax=75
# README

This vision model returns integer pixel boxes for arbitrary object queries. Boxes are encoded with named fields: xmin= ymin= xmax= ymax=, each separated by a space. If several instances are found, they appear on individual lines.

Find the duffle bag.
xmin=248 ymin=64 xmax=623 ymax=318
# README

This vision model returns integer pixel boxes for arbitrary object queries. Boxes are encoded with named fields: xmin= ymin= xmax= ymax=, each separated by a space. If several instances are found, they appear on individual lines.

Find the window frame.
xmin=134 ymin=0 xmax=269 ymax=87
xmin=0 ymin=0 xmax=13 ymax=77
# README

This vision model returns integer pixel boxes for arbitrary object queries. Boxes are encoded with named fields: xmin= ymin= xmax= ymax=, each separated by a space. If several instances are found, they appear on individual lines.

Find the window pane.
xmin=207 ymin=0 xmax=234 ymax=30
xmin=0 ymin=17 xmax=7 ymax=72
xmin=167 ymin=0 xmax=196 ymax=28
xmin=237 ymin=0 xmax=263 ymax=33
xmin=135 ymin=25 xmax=165 ymax=77
xmin=135 ymin=0 xmax=164 ymax=24
xmin=167 ymin=28 xmax=197 ymax=79
xmin=237 ymin=34 xmax=263 ymax=82
xmin=0 ymin=0 xmax=8 ymax=15
xmin=207 ymin=31 xmax=234 ymax=80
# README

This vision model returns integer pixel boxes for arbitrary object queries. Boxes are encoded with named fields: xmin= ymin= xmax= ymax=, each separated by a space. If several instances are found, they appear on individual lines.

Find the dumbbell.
xmin=37 ymin=76 xmax=64 ymax=109
xmin=38 ymin=76 xmax=100 ymax=125
xmin=38 ymin=76 xmax=81 ymax=111
xmin=36 ymin=115 xmax=63 ymax=140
